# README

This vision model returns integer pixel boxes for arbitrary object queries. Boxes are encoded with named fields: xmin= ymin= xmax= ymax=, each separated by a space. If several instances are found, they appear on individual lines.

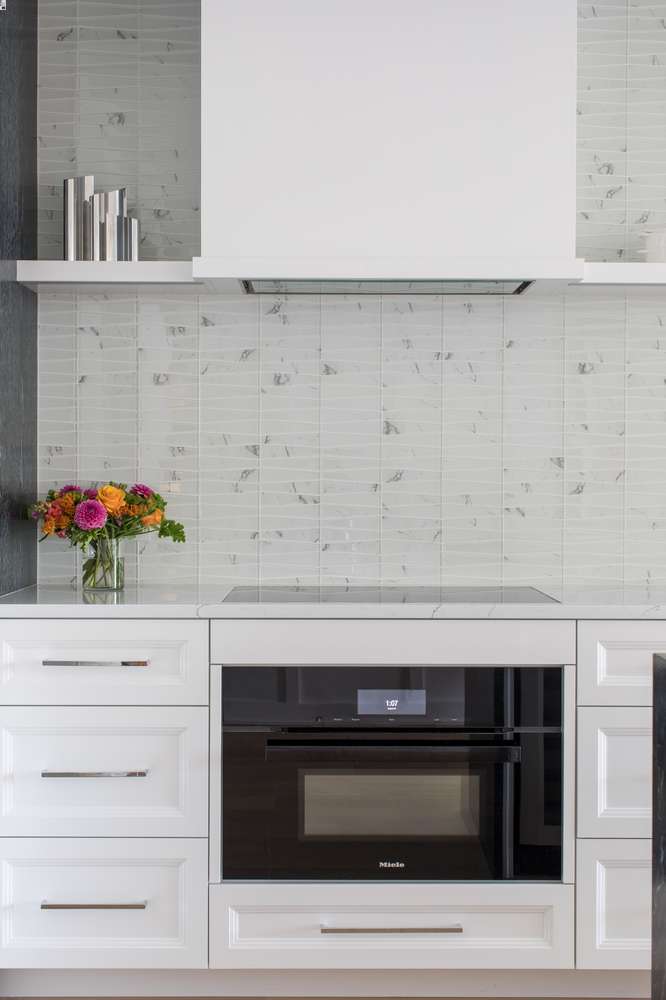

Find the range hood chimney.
xmin=195 ymin=1 xmax=582 ymax=294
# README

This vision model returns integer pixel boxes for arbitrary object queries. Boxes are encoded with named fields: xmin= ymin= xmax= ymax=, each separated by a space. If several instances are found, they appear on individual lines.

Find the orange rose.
xmin=97 ymin=485 xmax=126 ymax=515
xmin=141 ymin=509 xmax=164 ymax=528
xmin=43 ymin=518 xmax=56 ymax=536
xmin=125 ymin=503 xmax=147 ymax=517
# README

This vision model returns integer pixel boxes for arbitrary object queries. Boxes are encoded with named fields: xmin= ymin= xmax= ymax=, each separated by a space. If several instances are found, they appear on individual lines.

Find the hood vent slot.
xmin=241 ymin=279 xmax=533 ymax=297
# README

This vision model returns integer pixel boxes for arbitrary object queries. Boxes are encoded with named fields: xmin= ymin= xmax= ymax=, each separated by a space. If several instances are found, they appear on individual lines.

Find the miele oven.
xmin=221 ymin=665 xmax=563 ymax=881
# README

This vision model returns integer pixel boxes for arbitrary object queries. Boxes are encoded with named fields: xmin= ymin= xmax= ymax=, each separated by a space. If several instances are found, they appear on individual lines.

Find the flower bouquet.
xmin=30 ymin=482 xmax=185 ymax=591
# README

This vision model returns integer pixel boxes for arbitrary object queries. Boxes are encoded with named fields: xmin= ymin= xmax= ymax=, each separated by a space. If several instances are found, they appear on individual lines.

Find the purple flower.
xmin=59 ymin=484 xmax=80 ymax=495
xmin=131 ymin=483 xmax=154 ymax=499
xmin=73 ymin=499 xmax=108 ymax=531
xmin=84 ymin=488 xmax=98 ymax=499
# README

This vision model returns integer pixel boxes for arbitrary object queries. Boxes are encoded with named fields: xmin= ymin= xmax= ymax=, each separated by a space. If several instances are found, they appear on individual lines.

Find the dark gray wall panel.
xmin=0 ymin=0 xmax=37 ymax=594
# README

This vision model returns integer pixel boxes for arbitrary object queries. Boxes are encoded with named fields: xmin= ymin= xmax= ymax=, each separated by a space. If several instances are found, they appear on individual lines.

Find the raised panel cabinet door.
xmin=0 ymin=838 xmax=208 ymax=969
xmin=0 ymin=620 xmax=208 ymax=705
xmin=577 ymin=707 xmax=651 ymax=838
xmin=576 ymin=839 xmax=651 ymax=969
xmin=577 ymin=621 xmax=666 ymax=706
xmin=0 ymin=707 xmax=208 ymax=837
xmin=209 ymin=883 xmax=575 ymax=970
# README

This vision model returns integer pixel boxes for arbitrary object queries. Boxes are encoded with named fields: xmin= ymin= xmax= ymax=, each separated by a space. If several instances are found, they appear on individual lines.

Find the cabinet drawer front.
xmin=211 ymin=620 xmax=575 ymax=665
xmin=0 ymin=620 xmax=208 ymax=704
xmin=0 ymin=707 xmax=208 ymax=837
xmin=209 ymin=883 xmax=574 ymax=969
xmin=577 ymin=621 xmax=666 ymax=706
xmin=576 ymin=839 xmax=651 ymax=969
xmin=0 ymin=838 xmax=208 ymax=969
xmin=577 ymin=707 xmax=651 ymax=838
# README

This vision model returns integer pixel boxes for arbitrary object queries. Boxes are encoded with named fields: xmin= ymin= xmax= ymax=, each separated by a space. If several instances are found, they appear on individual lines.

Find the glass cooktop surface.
xmin=223 ymin=586 xmax=559 ymax=604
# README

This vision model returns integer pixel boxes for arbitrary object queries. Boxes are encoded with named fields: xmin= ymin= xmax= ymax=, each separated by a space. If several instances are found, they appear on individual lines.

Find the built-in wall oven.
xmin=222 ymin=665 xmax=563 ymax=881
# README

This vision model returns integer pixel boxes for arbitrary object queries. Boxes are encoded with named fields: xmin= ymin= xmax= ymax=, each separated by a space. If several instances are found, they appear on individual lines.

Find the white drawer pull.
xmin=42 ymin=659 xmax=150 ymax=667
xmin=41 ymin=770 xmax=148 ymax=779
xmin=41 ymin=901 xmax=147 ymax=910
xmin=320 ymin=924 xmax=463 ymax=935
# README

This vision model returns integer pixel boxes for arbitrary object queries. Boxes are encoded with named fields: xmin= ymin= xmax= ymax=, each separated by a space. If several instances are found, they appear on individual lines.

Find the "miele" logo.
xmin=378 ymin=860 xmax=405 ymax=868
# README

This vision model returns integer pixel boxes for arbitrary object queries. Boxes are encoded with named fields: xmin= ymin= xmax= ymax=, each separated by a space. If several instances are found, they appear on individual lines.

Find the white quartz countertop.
xmin=3 ymin=584 xmax=666 ymax=618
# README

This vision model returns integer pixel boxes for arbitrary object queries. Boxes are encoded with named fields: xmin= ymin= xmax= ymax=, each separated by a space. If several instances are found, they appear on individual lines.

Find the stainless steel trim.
xmin=320 ymin=925 xmax=463 ymax=934
xmin=41 ymin=770 xmax=148 ymax=779
xmin=41 ymin=659 xmax=150 ymax=667
xmin=41 ymin=901 xmax=147 ymax=911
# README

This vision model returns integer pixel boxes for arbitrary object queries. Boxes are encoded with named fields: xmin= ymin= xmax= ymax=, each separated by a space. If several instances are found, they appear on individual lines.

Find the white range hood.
xmin=195 ymin=1 xmax=582 ymax=294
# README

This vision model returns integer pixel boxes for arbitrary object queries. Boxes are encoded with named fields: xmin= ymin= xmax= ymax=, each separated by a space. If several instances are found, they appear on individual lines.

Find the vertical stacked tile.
xmin=380 ymin=296 xmax=443 ymax=585
xmin=138 ymin=0 xmax=201 ymax=259
xmin=37 ymin=291 xmax=78 ymax=583
xmin=137 ymin=289 xmax=199 ymax=583
xmin=76 ymin=291 xmax=139 ymax=581
xmin=37 ymin=2 xmax=78 ymax=259
xmin=626 ymin=1 xmax=666 ymax=259
xmin=199 ymin=295 xmax=260 ymax=587
xmin=320 ymin=297 xmax=382 ymax=585
xmin=624 ymin=295 xmax=666 ymax=586
xmin=563 ymin=291 xmax=626 ymax=585
xmin=577 ymin=0 xmax=630 ymax=261
xmin=259 ymin=296 xmax=321 ymax=585
xmin=76 ymin=0 xmax=140 ymax=218
xmin=442 ymin=298 xmax=503 ymax=585
xmin=502 ymin=296 xmax=565 ymax=588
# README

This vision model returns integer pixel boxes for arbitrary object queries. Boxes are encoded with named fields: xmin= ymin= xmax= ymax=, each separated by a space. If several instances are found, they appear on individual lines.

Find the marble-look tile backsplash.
xmin=577 ymin=0 xmax=666 ymax=261
xmin=38 ymin=0 xmax=200 ymax=260
xmin=37 ymin=289 xmax=666 ymax=590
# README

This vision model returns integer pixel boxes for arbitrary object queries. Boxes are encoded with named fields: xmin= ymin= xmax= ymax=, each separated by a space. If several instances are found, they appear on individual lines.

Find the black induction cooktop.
xmin=222 ymin=586 xmax=559 ymax=604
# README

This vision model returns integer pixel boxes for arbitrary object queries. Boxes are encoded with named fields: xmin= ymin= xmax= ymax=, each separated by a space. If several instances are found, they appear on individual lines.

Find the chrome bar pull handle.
xmin=41 ymin=901 xmax=147 ymax=910
xmin=41 ymin=770 xmax=148 ymax=779
xmin=42 ymin=659 xmax=150 ymax=667
xmin=320 ymin=924 xmax=463 ymax=935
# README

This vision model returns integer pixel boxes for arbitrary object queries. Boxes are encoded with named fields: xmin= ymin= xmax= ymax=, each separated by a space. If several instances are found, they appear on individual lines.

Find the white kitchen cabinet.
xmin=0 ymin=620 xmax=208 ymax=705
xmin=576 ymin=839 xmax=651 ymax=969
xmin=211 ymin=619 xmax=575 ymax=666
xmin=0 ymin=707 xmax=208 ymax=837
xmin=209 ymin=883 xmax=574 ymax=970
xmin=577 ymin=706 xmax=651 ymax=839
xmin=0 ymin=838 xmax=208 ymax=968
xmin=577 ymin=621 xmax=666 ymax=706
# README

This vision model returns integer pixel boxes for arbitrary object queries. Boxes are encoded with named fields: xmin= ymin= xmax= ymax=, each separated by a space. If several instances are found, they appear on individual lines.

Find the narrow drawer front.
xmin=0 ymin=838 xmax=208 ymax=969
xmin=211 ymin=620 xmax=575 ymax=665
xmin=209 ymin=883 xmax=574 ymax=969
xmin=0 ymin=620 xmax=208 ymax=705
xmin=577 ymin=621 xmax=666 ymax=706
xmin=576 ymin=839 xmax=651 ymax=969
xmin=0 ymin=707 xmax=208 ymax=837
xmin=577 ymin=706 xmax=651 ymax=839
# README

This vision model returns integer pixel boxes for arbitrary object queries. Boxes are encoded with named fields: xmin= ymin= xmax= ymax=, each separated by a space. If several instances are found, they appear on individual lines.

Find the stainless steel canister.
xmin=63 ymin=175 xmax=94 ymax=260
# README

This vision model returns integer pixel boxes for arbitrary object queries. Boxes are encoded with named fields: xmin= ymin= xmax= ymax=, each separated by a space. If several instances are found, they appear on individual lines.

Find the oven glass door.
xmin=222 ymin=733 xmax=560 ymax=880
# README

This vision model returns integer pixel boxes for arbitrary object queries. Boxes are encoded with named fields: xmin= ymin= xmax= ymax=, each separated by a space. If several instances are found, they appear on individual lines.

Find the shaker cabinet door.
xmin=576 ymin=839 xmax=651 ymax=969
xmin=577 ymin=706 xmax=651 ymax=839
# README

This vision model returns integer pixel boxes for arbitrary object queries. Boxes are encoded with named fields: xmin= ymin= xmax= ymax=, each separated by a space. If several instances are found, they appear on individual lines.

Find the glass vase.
xmin=81 ymin=536 xmax=124 ymax=591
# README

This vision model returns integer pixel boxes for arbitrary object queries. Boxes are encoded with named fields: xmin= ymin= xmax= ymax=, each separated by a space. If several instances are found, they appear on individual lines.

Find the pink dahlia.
xmin=73 ymin=499 xmax=108 ymax=531
xmin=131 ymin=483 xmax=154 ymax=499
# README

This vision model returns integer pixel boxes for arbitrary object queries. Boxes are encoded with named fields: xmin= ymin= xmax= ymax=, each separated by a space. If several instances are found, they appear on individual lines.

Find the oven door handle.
xmin=264 ymin=742 xmax=521 ymax=764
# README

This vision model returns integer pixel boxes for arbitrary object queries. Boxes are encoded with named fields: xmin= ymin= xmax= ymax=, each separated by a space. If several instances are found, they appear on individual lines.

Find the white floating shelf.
xmin=579 ymin=262 xmax=666 ymax=286
xmin=16 ymin=260 xmax=203 ymax=292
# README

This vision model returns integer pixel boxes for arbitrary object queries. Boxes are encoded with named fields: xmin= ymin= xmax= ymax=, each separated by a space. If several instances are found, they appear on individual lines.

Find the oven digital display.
xmin=357 ymin=689 xmax=426 ymax=715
